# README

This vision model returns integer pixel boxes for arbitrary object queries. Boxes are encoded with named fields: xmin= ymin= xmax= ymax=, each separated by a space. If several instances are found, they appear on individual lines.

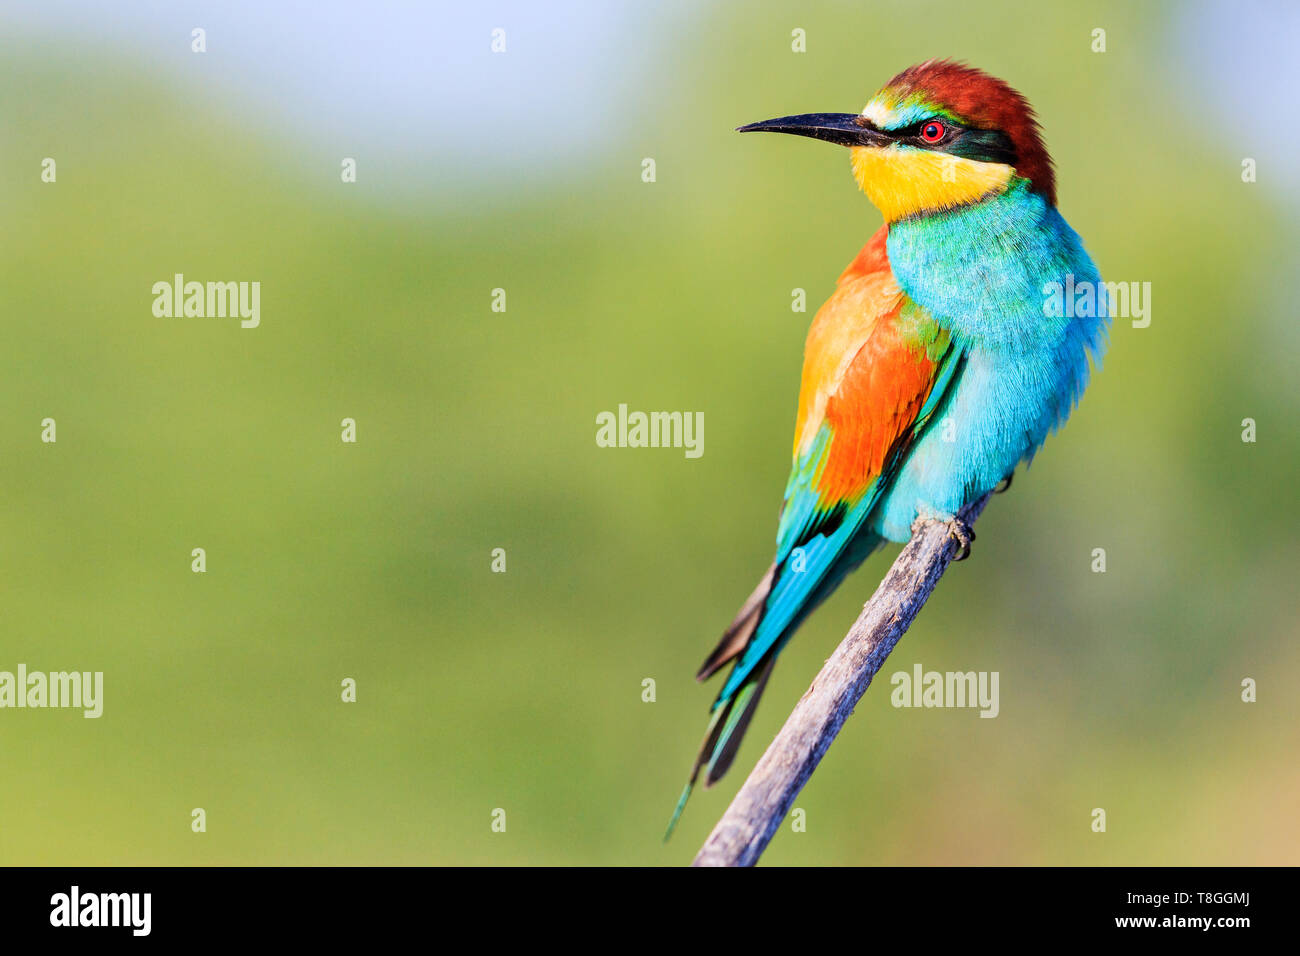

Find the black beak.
xmin=736 ymin=112 xmax=892 ymax=147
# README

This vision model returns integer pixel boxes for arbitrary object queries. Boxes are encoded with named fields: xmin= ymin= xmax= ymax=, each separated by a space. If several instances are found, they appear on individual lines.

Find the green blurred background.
xmin=2 ymin=0 xmax=1296 ymax=865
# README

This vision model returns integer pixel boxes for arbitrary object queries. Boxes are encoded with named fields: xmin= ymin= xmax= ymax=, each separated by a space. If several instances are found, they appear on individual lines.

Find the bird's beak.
xmin=737 ymin=113 xmax=893 ymax=148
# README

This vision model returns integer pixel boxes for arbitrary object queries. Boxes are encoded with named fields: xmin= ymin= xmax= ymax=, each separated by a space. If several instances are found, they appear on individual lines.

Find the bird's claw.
xmin=994 ymin=473 xmax=1014 ymax=494
xmin=947 ymin=518 xmax=975 ymax=561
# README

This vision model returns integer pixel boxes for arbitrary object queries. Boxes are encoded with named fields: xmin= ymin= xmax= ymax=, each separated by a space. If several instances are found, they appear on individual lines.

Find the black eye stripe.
xmin=947 ymin=128 xmax=1018 ymax=165
xmin=894 ymin=119 xmax=1018 ymax=166
xmin=896 ymin=118 xmax=958 ymax=143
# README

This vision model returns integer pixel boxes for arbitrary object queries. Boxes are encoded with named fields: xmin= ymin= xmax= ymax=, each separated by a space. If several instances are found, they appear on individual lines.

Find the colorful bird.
xmin=668 ymin=60 xmax=1107 ymax=838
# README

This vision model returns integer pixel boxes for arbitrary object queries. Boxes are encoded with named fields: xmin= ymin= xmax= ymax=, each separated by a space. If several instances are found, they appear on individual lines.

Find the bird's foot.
xmin=994 ymin=472 xmax=1014 ymax=494
xmin=946 ymin=517 xmax=976 ymax=561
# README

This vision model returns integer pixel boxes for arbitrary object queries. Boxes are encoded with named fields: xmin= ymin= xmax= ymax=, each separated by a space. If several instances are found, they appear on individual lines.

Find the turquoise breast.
xmin=872 ymin=179 xmax=1109 ymax=541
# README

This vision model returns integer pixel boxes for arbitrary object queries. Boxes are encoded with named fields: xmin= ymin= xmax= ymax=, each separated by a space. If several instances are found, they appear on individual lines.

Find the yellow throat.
xmin=850 ymin=145 xmax=1014 ymax=221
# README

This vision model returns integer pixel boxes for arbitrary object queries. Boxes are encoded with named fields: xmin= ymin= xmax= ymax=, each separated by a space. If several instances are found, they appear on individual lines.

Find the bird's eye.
xmin=920 ymin=121 xmax=946 ymax=144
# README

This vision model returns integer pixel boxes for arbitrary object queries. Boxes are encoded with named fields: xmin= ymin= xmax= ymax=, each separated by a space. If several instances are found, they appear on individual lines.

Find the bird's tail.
xmin=665 ymin=566 xmax=780 ymax=841
xmin=664 ymin=651 xmax=777 ymax=842
xmin=665 ymin=530 xmax=885 ymax=841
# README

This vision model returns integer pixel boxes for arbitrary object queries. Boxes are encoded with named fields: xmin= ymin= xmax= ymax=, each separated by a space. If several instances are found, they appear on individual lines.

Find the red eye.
xmin=920 ymin=121 xmax=945 ymax=143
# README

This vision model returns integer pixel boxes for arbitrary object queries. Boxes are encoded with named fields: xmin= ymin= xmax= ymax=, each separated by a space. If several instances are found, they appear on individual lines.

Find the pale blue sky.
xmin=4 ymin=1 xmax=1296 ymax=201
xmin=2 ymin=1 xmax=682 ymax=197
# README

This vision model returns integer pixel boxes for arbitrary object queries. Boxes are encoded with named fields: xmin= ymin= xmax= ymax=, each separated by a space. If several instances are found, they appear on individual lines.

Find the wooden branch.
xmin=692 ymin=494 xmax=992 ymax=867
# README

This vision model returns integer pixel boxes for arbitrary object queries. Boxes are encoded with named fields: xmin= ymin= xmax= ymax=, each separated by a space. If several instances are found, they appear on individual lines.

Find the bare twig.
xmin=692 ymin=495 xmax=992 ymax=867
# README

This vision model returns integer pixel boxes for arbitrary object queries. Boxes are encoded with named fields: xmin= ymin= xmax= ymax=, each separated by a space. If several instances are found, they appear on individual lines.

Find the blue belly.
xmin=869 ymin=179 xmax=1108 ymax=542
xmin=873 ymin=337 xmax=1091 ymax=541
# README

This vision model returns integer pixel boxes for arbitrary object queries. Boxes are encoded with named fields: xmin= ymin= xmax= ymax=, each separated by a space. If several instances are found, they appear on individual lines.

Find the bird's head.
xmin=739 ymin=59 xmax=1055 ymax=222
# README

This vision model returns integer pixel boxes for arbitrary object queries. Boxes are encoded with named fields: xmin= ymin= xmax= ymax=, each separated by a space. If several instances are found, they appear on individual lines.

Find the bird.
xmin=666 ymin=60 xmax=1108 ymax=839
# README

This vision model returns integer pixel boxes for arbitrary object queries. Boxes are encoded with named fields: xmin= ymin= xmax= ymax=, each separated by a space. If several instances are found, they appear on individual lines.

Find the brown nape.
xmin=885 ymin=58 xmax=1057 ymax=205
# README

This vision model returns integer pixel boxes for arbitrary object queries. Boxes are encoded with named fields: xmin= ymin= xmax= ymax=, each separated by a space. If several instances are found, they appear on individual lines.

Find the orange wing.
xmin=713 ymin=228 xmax=963 ymax=705
xmin=786 ymin=226 xmax=953 ymax=524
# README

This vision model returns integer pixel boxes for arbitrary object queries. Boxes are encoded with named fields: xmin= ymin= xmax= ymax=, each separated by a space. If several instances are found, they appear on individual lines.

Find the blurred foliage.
xmin=1 ymin=0 xmax=1296 ymax=865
